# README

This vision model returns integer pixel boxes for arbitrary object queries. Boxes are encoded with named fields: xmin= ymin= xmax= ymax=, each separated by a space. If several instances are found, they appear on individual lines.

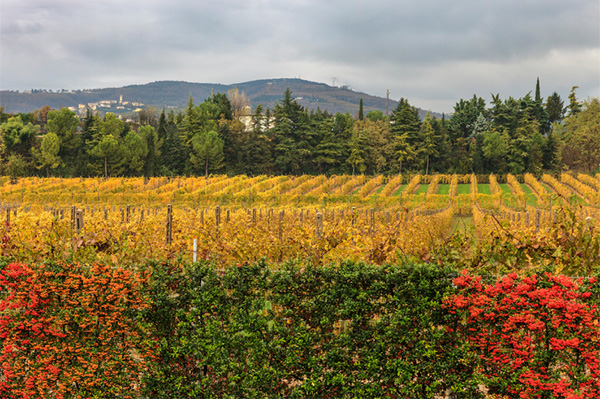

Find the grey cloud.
xmin=0 ymin=0 xmax=598 ymax=113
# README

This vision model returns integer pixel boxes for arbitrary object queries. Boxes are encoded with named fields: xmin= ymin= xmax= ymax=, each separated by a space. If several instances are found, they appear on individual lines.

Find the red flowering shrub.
xmin=0 ymin=261 xmax=151 ymax=399
xmin=446 ymin=270 xmax=600 ymax=398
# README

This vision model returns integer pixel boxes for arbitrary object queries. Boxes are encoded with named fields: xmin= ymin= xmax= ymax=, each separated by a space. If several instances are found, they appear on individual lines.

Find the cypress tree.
xmin=358 ymin=98 xmax=364 ymax=121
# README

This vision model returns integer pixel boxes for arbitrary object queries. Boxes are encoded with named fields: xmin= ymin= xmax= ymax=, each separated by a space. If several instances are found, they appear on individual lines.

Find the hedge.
xmin=1 ymin=258 xmax=598 ymax=398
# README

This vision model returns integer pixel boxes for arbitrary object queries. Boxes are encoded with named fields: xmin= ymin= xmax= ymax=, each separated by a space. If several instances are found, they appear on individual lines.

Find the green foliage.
xmin=32 ymin=132 xmax=62 ymax=176
xmin=144 ymin=260 xmax=479 ymax=398
xmin=559 ymin=98 xmax=600 ymax=173
xmin=189 ymin=130 xmax=225 ymax=176
xmin=0 ymin=86 xmax=597 ymax=178
xmin=545 ymin=91 xmax=565 ymax=123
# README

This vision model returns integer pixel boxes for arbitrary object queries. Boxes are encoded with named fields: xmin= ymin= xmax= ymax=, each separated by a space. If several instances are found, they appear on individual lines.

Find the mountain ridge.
xmin=0 ymin=78 xmax=440 ymax=119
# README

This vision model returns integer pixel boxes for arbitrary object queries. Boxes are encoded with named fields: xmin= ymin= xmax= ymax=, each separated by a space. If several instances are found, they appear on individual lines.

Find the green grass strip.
xmin=392 ymin=185 xmax=406 ymax=196
xmin=437 ymin=184 xmax=450 ymax=195
xmin=457 ymin=184 xmax=471 ymax=195
xmin=414 ymin=184 xmax=430 ymax=194
xmin=520 ymin=184 xmax=539 ymax=206
xmin=477 ymin=184 xmax=491 ymax=195
xmin=498 ymin=184 xmax=513 ymax=195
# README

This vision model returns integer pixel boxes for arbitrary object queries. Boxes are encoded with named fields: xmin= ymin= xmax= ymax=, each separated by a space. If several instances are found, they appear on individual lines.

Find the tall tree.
xmin=122 ymin=130 xmax=149 ymax=176
xmin=0 ymin=116 xmax=39 ymax=158
xmin=32 ymin=132 xmax=62 ymax=177
xmin=88 ymin=113 xmax=125 ymax=178
xmin=419 ymin=113 xmax=440 ymax=175
xmin=482 ymin=129 xmax=509 ymax=173
xmin=567 ymin=86 xmax=582 ymax=117
xmin=358 ymin=98 xmax=364 ymax=121
xmin=189 ymin=131 xmax=225 ymax=177
xmin=559 ymin=98 xmax=600 ymax=172
xmin=390 ymin=98 xmax=420 ymax=171
xmin=139 ymin=125 xmax=162 ymax=178
xmin=545 ymin=92 xmax=565 ymax=124
xmin=271 ymin=88 xmax=312 ymax=174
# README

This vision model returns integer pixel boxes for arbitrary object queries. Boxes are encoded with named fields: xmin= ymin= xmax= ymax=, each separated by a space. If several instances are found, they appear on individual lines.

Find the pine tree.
xmin=545 ymin=92 xmax=565 ymax=123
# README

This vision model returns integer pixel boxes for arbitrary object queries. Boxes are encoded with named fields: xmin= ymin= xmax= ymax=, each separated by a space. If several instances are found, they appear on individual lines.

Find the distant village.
xmin=66 ymin=95 xmax=145 ymax=122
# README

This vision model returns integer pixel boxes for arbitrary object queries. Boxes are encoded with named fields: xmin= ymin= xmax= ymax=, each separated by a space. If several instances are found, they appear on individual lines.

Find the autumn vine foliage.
xmin=0 ymin=261 xmax=151 ymax=398
xmin=446 ymin=270 xmax=600 ymax=398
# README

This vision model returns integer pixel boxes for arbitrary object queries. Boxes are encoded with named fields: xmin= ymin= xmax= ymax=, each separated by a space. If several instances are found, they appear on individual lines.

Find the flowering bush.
xmin=446 ymin=270 xmax=600 ymax=398
xmin=0 ymin=261 xmax=151 ymax=398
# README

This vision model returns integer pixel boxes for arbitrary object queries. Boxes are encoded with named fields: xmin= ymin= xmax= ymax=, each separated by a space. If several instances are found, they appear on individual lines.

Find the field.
xmin=1 ymin=173 xmax=599 ymax=398
xmin=1 ymin=172 xmax=599 ymax=273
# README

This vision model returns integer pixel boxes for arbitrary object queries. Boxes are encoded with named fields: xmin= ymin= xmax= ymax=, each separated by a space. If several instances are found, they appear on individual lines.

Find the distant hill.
xmin=0 ymin=79 xmax=440 ymax=119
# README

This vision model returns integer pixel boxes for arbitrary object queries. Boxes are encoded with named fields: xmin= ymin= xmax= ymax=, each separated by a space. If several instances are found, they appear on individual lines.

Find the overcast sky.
xmin=1 ymin=0 xmax=599 ymax=113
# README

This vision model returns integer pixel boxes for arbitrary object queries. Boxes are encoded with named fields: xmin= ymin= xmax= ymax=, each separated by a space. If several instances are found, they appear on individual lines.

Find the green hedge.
xmin=1 ymin=257 xmax=598 ymax=398
xmin=143 ymin=260 xmax=479 ymax=398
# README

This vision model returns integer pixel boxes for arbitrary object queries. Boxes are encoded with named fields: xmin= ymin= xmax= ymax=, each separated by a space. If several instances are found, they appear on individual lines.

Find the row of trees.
xmin=0 ymin=80 xmax=598 ymax=179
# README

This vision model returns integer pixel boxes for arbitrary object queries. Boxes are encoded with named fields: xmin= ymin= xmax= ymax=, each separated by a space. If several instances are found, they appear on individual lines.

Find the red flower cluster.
xmin=0 ymin=262 xmax=151 ymax=398
xmin=446 ymin=270 xmax=600 ymax=398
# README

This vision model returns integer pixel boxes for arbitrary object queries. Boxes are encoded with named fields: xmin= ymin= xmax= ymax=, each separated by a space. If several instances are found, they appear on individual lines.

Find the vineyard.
xmin=1 ymin=173 xmax=599 ymax=398
xmin=1 ymin=173 xmax=600 ymax=274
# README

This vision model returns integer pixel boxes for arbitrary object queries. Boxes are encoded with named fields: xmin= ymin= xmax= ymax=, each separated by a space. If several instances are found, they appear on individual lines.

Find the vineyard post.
xmin=126 ymin=205 xmax=131 ymax=223
xmin=140 ymin=208 xmax=144 ymax=222
xmin=369 ymin=208 xmax=375 ymax=237
xmin=252 ymin=208 xmax=257 ymax=223
xmin=200 ymin=210 xmax=204 ymax=225
xmin=166 ymin=204 xmax=173 ymax=245
xmin=75 ymin=209 xmax=84 ymax=234
xmin=226 ymin=209 xmax=230 ymax=223
xmin=315 ymin=212 xmax=323 ymax=238
xmin=278 ymin=211 xmax=284 ymax=241
xmin=536 ymin=209 xmax=541 ymax=233
xmin=70 ymin=205 xmax=76 ymax=231
xmin=5 ymin=207 xmax=9 ymax=224
xmin=193 ymin=238 xmax=197 ymax=262
xmin=215 ymin=205 xmax=221 ymax=228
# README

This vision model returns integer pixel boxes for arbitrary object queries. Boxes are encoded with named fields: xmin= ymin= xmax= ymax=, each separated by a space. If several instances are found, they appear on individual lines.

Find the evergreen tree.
xmin=189 ymin=131 xmax=225 ymax=177
xmin=139 ymin=125 xmax=161 ymax=178
xmin=542 ymin=130 xmax=558 ymax=170
xmin=389 ymin=98 xmax=420 ymax=170
xmin=271 ymin=88 xmax=312 ymax=174
xmin=157 ymin=109 xmax=168 ymax=143
xmin=358 ymin=98 xmax=364 ymax=121
xmin=545 ymin=92 xmax=565 ymax=124
xmin=419 ymin=113 xmax=439 ymax=175
xmin=311 ymin=110 xmax=343 ymax=174
xmin=567 ymin=86 xmax=582 ymax=117
xmin=482 ymin=129 xmax=509 ymax=173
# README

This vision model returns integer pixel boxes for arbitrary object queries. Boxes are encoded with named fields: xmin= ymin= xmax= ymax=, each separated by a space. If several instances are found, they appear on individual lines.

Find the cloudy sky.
xmin=1 ymin=0 xmax=599 ymax=113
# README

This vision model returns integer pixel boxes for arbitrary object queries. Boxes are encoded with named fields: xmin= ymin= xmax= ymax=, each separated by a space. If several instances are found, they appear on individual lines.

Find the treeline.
xmin=0 ymin=80 xmax=598 ymax=180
